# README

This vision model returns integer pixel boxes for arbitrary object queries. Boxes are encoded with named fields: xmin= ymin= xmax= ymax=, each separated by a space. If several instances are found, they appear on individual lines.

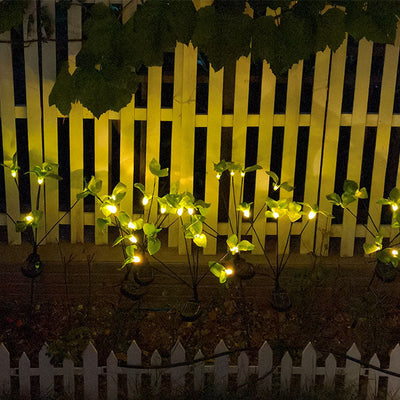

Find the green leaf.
xmin=167 ymin=0 xmax=197 ymax=45
xmin=31 ymin=210 xmax=43 ymax=228
xmin=76 ymin=190 xmax=90 ymax=200
xmin=111 ymin=182 xmax=127 ymax=203
xmin=193 ymin=233 xmax=207 ymax=248
xmin=209 ymin=261 xmax=228 ymax=283
xmin=97 ymin=217 xmax=111 ymax=231
xmin=343 ymin=180 xmax=358 ymax=194
xmin=131 ymin=218 xmax=144 ymax=230
xmin=357 ymin=187 xmax=368 ymax=199
xmin=341 ymin=192 xmax=356 ymax=207
xmin=188 ymin=219 xmax=203 ymax=236
xmin=143 ymin=223 xmax=161 ymax=236
xmin=46 ymin=173 xmax=62 ymax=181
xmin=121 ymin=257 xmax=134 ymax=269
xmin=0 ymin=0 xmax=27 ymax=34
xmin=280 ymin=182 xmax=294 ymax=192
xmin=16 ymin=221 xmax=27 ymax=232
xmin=125 ymin=244 xmax=136 ymax=257
xmin=134 ymin=183 xmax=146 ymax=194
xmin=314 ymin=7 xmax=346 ymax=53
xmin=326 ymin=193 xmax=341 ymax=206
xmin=389 ymin=188 xmax=400 ymax=203
xmin=87 ymin=176 xmax=102 ymax=194
xmin=226 ymin=234 xmax=238 ymax=250
xmin=112 ymin=235 xmax=124 ymax=247
xmin=147 ymin=236 xmax=161 ymax=255
xmin=363 ymin=242 xmax=380 ymax=255
xmin=49 ymin=62 xmax=76 ymax=116
xmin=213 ymin=160 xmax=228 ymax=174
xmin=149 ymin=158 xmax=169 ymax=177
xmin=117 ymin=211 xmax=131 ymax=226
xmin=244 ymin=164 xmax=262 ymax=173
xmin=265 ymin=197 xmax=278 ymax=209
xmin=265 ymin=170 xmax=279 ymax=184
xmin=287 ymin=201 xmax=302 ymax=222
xmin=237 ymin=240 xmax=255 ymax=252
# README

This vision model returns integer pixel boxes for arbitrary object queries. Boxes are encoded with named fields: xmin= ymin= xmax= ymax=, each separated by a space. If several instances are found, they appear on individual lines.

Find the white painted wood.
xmin=83 ymin=342 xmax=98 ymax=400
xmin=237 ymin=351 xmax=249 ymax=392
xmin=344 ymin=343 xmax=361 ymax=395
xmin=367 ymin=353 xmax=380 ymax=400
xmin=387 ymin=344 xmax=400 ymax=400
xmin=280 ymin=351 xmax=292 ymax=393
xmin=0 ymin=343 xmax=10 ymax=395
xmin=170 ymin=340 xmax=186 ymax=395
xmin=150 ymin=350 xmax=162 ymax=395
xmin=214 ymin=340 xmax=229 ymax=393
xmin=127 ymin=341 xmax=142 ymax=399
xmin=107 ymin=351 xmax=118 ymax=400
xmin=324 ymin=353 xmax=336 ymax=390
xmin=39 ymin=344 xmax=53 ymax=398
xmin=19 ymin=352 xmax=31 ymax=399
xmin=301 ymin=342 xmax=316 ymax=392
xmin=193 ymin=349 xmax=205 ymax=392
xmin=63 ymin=357 xmax=75 ymax=398
xmin=257 ymin=341 xmax=273 ymax=395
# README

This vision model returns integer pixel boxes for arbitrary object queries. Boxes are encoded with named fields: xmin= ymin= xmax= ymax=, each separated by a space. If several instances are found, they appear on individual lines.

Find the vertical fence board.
xmin=127 ymin=341 xmax=142 ymax=400
xmin=150 ymin=350 xmax=162 ymax=395
xmin=83 ymin=342 xmax=99 ymax=400
xmin=316 ymin=38 xmax=348 ymax=256
xmin=0 ymin=31 xmax=20 ymax=244
xmin=0 ymin=344 xmax=10 ymax=395
xmin=171 ymin=341 xmax=186 ymax=395
xmin=280 ymin=351 xmax=292 ymax=393
xmin=324 ymin=353 xmax=336 ymax=390
xmin=367 ymin=353 xmax=380 ymax=400
xmin=63 ymin=358 xmax=75 ymax=398
xmin=237 ymin=351 xmax=249 ymax=393
xmin=301 ymin=48 xmax=331 ymax=254
xmin=194 ymin=349 xmax=205 ymax=393
xmin=341 ymin=39 xmax=373 ymax=257
xmin=387 ymin=344 xmax=400 ymax=400
xmin=68 ymin=4 xmax=84 ymax=243
xmin=214 ymin=340 xmax=229 ymax=393
xmin=42 ymin=0 xmax=59 ymax=243
xmin=19 ymin=352 xmax=31 ymax=399
xmin=344 ymin=343 xmax=361 ymax=395
xmin=39 ymin=344 xmax=53 ymax=398
xmin=107 ymin=351 xmax=118 ymax=400
xmin=257 ymin=341 xmax=273 ymax=395
xmin=301 ymin=343 xmax=316 ymax=392
xmin=253 ymin=61 xmax=275 ymax=255
xmin=279 ymin=61 xmax=303 ymax=253
xmin=203 ymin=66 xmax=223 ymax=255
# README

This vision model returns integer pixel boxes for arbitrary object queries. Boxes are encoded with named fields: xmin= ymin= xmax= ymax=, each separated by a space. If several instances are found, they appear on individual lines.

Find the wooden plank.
xmin=41 ymin=0 xmax=59 ymax=243
xmin=150 ymin=350 xmax=162 ymax=395
xmin=367 ymin=43 xmax=400 ymax=243
xmin=127 ymin=341 xmax=142 ymax=399
xmin=63 ymin=358 xmax=75 ymax=398
xmin=279 ymin=61 xmax=303 ymax=254
xmin=0 ymin=31 xmax=20 ymax=244
xmin=344 ymin=343 xmax=361 ymax=395
xmin=194 ymin=350 xmax=205 ymax=392
xmin=257 ymin=341 xmax=273 ymax=395
xmin=170 ymin=341 xmax=186 ymax=394
xmin=301 ymin=48 xmax=331 ymax=254
xmin=214 ymin=340 xmax=229 ymax=393
xmin=280 ymin=351 xmax=292 ymax=393
xmin=387 ymin=344 xmax=400 ymax=400
xmin=107 ymin=351 xmax=118 ymax=400
xmin=94 ymin=114 xmax=109 ymax=244
xmin=203 ymin=66 xmax=223 ymax=255
xmin=23 ymin=4 xmax=45 ymax=242
xmin=341 ymin=39 xmax=373 ymax=257
xmin=19 ymin=352 xmax=31 ymax=399
xmin=68 ymin=3 xmax=84 ymax=243
xmin=168 ymin=43 xmax=184 ymax=248
xmin=300 ymin=342 xmax=316 ymax=392
xmin=324 ymin=353 xmax=336 ymax=389
xmin=367 ymin=353 xmax=380 ymax=400
xmin=316 ymin=38 xmax=348 ymax=256
xmin=237 ymin=351 xmax=249 ymax=394
xmin=39 ymin=344 xmax=54 ymax=398
xmin=83 ymin=342 xmax=99 ymax=400
xmin=252 ymin=61 xmax=275 ymax=255
xmin=0 ymin=343 xmax=10 ymax=395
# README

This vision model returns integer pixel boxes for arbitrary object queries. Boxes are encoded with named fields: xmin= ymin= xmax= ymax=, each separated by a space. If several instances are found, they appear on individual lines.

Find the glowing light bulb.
xmin=111 ymin=195 xmax=116 ymax=200
xmin=188 ymin=208 xmax=194 ymax=215
xmin=392 ymin=249 xmax=399 ymax=257
xmin=225 ymin=268 xmax=233 ymax=276
xmin=241 ymin=172 xmax=245 ymax=177
xmin=308 ymin=211 xmax=316 ymax=220
xmin=273 ymin=211 xmax=279 ymax=219
xmin=230 ymin=246 xmax=239 ymax=254
xmin=25 ymin=215 xmax=33 ymax=223
xmin=160 ymin=207 xmax=166 ymax=214
xmin=195 ymin=234 xmax=200 ymax=238
xmin=11 ymin=170 xmax=16 ymax=178
xmin=355 ymin=190 xmax=361 ymax=197
xmin=105 ymin=204 xmax=117 ymax=214
xmin=392 ymin=204 xmax=399 ymax=211
xmin=243 ymin=209 xmax=250 ymax=218
xmin=133 ymin=256 xmax=141 ymax=263
xmin=128 ymin=222 xmax=136 ymax=230
xmin=230 ymin=171 xmax=235 ymax=176
xmin=273 ymin=185 xmax=279 ymax=191
xmin=216 ymin=173 xmax=221 ymax=180
xmin=38 ymin=177 xmax=44 ymax=185
xmin=142 ymin=197 xmax=149 ymax=206
xmin=129 ymin=235 xmax=137 ymax=243
xmin=177 ymin=208 xmax=183 ymax=216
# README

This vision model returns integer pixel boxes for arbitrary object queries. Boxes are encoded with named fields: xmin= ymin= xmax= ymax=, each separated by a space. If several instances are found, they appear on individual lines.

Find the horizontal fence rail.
xmin=1 ymin=341 xmax=400 ymax=399
xmin=0 ymin=0 xmax=400 ymax=257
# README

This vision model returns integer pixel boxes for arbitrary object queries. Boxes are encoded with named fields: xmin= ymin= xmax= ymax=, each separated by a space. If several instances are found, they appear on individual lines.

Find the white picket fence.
xmin=1 ymin=340 xmax=400 ymax=399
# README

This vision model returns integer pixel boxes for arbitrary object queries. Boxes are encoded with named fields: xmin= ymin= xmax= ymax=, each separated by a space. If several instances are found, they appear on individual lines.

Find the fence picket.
xmin=150 ymin=350 xmax=162 ymax=395
xmin=171 ymin=341 xmax=186 ymax=395
xmin=214 ymin=340 xmax=229 ymax=393
xmin=63 ymin=357 xmax=75 ymax=398
xmin=127 ymin=341 xmax=142 ymax=399
xmin=39 ymin=344 xmax=54 ymax=398
xmin=107 ymin=351 xmax=118 ymax=400
xmin=83 ymin=342 xmax=98 ymax=400
xmin=194 ymin=349 xmax=205 ymax=392
xmin=280 ymin=351 xmax=293 ymax=393
xmin=237 ymin=351 xmax=249 ymax=393
xmin=324 ymin=353 xmax=336 ymax=390
xmin=387 ymin=344 xmax=400 ymax=400
xmin=367 ymin=353 xmax=380 ymax=400
xmin=301 ymin=342 xmax=316 ymax=392
xmin=0 ymin=343 xmax=10 ymax=396
xmin=257 ymin=341 xmax=273 ymax=395
xmin=19 ymin=352 xmax=31 ymax=399
xmin=344 ymin=343 xmax=361 ymax=395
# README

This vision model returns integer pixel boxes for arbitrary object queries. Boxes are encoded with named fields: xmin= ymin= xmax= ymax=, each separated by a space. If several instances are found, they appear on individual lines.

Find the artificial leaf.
xmin=265 ymin=170 xmax=279 ymax=183
xmin=244 ymin=164 xmax=262 ymax=173
xmin=87 ymin=176 xmax=102 ymax=194
xmin=193 ymin=233 xmax=207 ymax=248
xmin=363 ymin=242 xmax=380 ymax=255
xmin=149 ymin=158 xmax=169 ymax=177
xmin=357 ymin=187 xmax=368 ymax=199
xmin=112 ymin=235 xmax=124 ymax=247
xmin=97 ymin=217 xmax=111 ymax=231
xmin=326 ymin=193 xmax=341 ymax=206
xmin=280 ymin=182 xmax=294 ymax=192
xmin=147 ymin=236 xmax=161 ymax=255
xmin=117 ymin=211 xmax=131 ymax=226
xmin=134 ymin=183 xmax=146 ymax=194
xmin=209 ymin=261 xmax=228 ymax=283
xmin=143 ymin=223 xmax=157 ymax=236
xmin=343 ymin=180 xmax=358 ymax=194
xmin=188 ymin=219 xmax=203 ymax=236
xmin=389 ymin=187 xmax=400 ymax=203
xmin=125 ymin=244 xmax=136 ymax=257
xmin=237 ymin=240 xmax=255 ymax=252
xmin=226 ymin=234 xmax=238 ymax=250
xmin=16 ymin=221 xmax=27 ymax=232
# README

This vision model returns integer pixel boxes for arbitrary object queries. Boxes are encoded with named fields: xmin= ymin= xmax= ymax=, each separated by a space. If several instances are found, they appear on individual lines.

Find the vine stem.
xmin=277 ymin=222 xmax=293 ymax=277
xmin=345 ymin=206 xmax=377 ymax=238
xmin=231 ymin=175 xmax=239 ymax=237
xmin=147 ymin=178 xmax=156 ymax=223
xmin=244 ymin=203 xmax=266 ymax=235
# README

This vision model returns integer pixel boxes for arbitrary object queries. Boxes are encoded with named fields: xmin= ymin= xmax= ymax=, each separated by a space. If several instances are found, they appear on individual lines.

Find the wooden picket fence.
xmin=1 ymin=340 xmax=400 ymax=399
xmin=0 ymin=0 xmax=400 ymax=257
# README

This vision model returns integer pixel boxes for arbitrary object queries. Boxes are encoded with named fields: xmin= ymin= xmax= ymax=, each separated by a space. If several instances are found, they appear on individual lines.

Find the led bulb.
xmin=273 ymin=211 xmax=279 ymax=219
xmin=241 ymin=172 xmax=245 ymax=177
xmin=128 ymin=222 xmax=136 ymax=230
xmin=111 ymin=195 xmax=116 ymax=200
xmin=11 ymin=170 xmax=17 ymax=178
xmin=243 ymin=209 xmax=250 ymax=218
xmin=392 ymin=204 xmax=399 ymax=211
xmin=225 ymin=268 xmax=233 ymax=276
xmin=38 ymin=178 xmax=44 ymax=185
xmin=188 ymin=208 xmax=194 ymax=215
xmin=160 ymin=207 xmax=166 ymax=214
xmin=133 ymin=256 xmax=141 ymax=263
xmin=230 ymin=171 xmax=235 ymax=176
xmin=177 ymin=208 xmax=183 ymax=216
xmin=129 ymin=235 xmax=137 ymax=243
xmin=216 ymin=173 xmax=221 ymax=180
xmin=25 ymin=215 xmax=33 ymax=223
xmin=105 ymin=204 xmax=117 ymax=214
xmin=355 ymin=190 xmax=361 ymax=197
xmin=230 ymin=246 xmax=239 ymax=254
xmin=273 ymin=185 xmax=279 ymax=191
xmin=392 ymin=249 xmax=399 ymax=257
xmin=142 ymin=197 xmax=149 ymax=206
xmin=308 ymin=211 xmax=316 ymax=220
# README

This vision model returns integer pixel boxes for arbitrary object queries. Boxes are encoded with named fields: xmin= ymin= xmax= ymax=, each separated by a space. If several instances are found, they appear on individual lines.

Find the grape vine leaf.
xmin=0 ymin=0 xmax=27 ymax=34
xmin=314 ymin=7 xmax=346 ymax=53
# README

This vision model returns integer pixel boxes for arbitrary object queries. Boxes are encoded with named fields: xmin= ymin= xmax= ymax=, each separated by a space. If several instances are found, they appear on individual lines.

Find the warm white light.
xmin=129 ymin=235 xmax=137 ymax=243
xmin=142 ymin=197 xmax=149 ymax=206
xmin=11 ymin=170 xmax=16 ymax=178
xmin=160 ymin=206 xmax=166 ymax=214
xmin=216 ymin=173 xmax=221 ymax=180
xmin=128 ymin=222 xmax=136 ymax=230
xmin=37 ymin=178 xmax=44 ymax=185
xmin=392 ymin=249 xmax=399 ymax=257
xmin=230 ymin=171 xmax=235 ymax=176
xmin=225 ymin=268 xmax=233 ymax=276
xmin=25 ymin=215 xmax=33 ymax=223
xmin=133 ymin=256 xmax=141 ymax=263
xmin=273 ymin=211 xmax=279 ymax=219
xmin=308 ymin=211 xmax=316 ymax=220
xmin=355 ymin=190 xmax=361 ymax=197
xmin=105 ymin=204 xmax=117 ymax=214
xmin=177 ymin=208 xmax=183 ymax=216
xmin=241 ymin=172 xmax=245 ymax=177
xmin=392 ymin=204 xmax=398 ymax=211
xmin=273 ymin=185 xmax=279 ymax=191
xmin=188 ymin=208 xmax=194 ymax=215
xmin=230 ymin=246 xmax=239 ymax=254
xmin=243 ymin=209 xmax=250 ymax=218
xmin=111 ymin=195 xmax=116 ymax=200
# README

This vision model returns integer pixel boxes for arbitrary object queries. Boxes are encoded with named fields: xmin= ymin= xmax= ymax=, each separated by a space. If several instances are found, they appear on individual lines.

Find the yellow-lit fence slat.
xmin=169 ymin=43 xmax=184 ymax=248
xmin=42 ymin=1 xmax=59 ymax=243
xmin=316 ymin=38 xmax=348 ymax=256
xmin=204 ymin=66 xmax=224 ymax=255
xmin=341 ymin=39 xmax=373 ymax=257
xmin=68 ymin=4 xmax=84 ymax=243
xmin=369 ymin=43 xmax=400 ymax=243
xmin=24 ymin=7 xmax=45 ymax=242
xmin=252 ymin=61 xmax=276 ymax=255
xmin=0 ymin=32 xmax=20 ymax=244
xmin=301 ymin=48 xmax=330 ymax=254
xmin=279 ymin=62 xmax=303 ymax=254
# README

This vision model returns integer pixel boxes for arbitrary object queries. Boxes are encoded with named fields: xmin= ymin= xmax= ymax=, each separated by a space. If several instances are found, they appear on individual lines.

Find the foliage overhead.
xmin=1 ymin=0 xmax=399 ymax=117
